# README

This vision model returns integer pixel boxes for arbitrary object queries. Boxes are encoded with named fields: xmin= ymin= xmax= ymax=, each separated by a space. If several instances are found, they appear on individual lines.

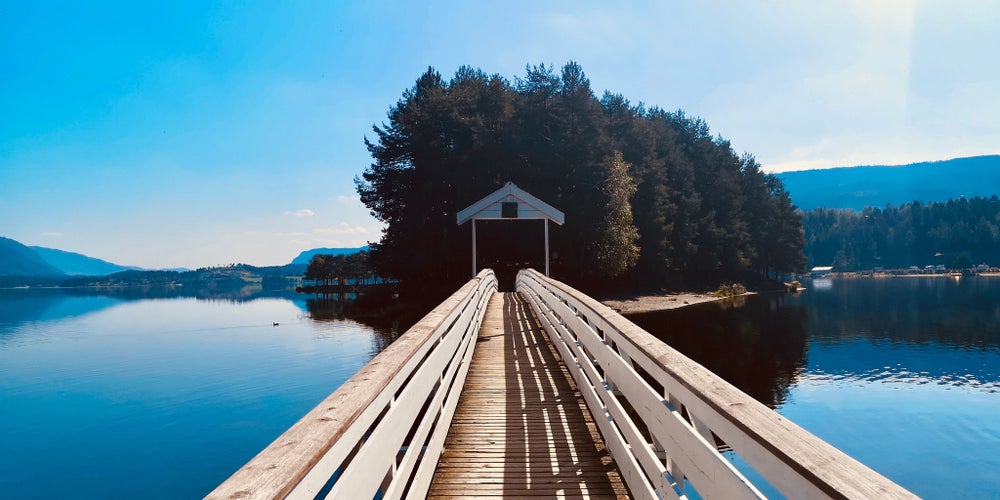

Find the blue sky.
xmin=2 ymin=1 xmax=998 ymax=269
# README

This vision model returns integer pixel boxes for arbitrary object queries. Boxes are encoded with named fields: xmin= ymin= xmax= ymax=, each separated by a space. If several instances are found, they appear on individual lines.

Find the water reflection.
xmin=626 ymin=277 xmax=1000 ymax=498
xmin=303 ymin=294 xmax=413 ymax=354
xmin=56 ymin=283 xmax=308 ymax=303
xmin=0 ymin=285 xmax=306 ymax=327
xmin=304 ymin=295 xmax=348 ymax=319
xmin=0 ymin=286 xmax=415 ymax=498
xmin=627 ymin=277 xmax=1000 ymax=408
xmin=802 ymin=277 xmax=1000 ymax=392
xmin=804 ymin=277 xmax=1000 ymax=349
xmin=0 ymin=286 xmax=414 ymax=358
xmin=0 ymin=288 xmax=123 ymax=327
xmin=627 ymin=294 xmax=808 ymax=408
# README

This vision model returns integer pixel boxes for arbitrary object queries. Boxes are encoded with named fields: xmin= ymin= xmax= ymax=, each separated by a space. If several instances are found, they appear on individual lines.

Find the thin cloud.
xmin=284 ymin=209 xmax=316 ymax=217
xmin=313 ymin=222 xmax=369 ymax=235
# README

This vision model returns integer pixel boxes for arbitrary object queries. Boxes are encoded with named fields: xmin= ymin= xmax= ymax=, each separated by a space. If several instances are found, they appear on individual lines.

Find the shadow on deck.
xmin=429 ymin=292 xmax=628 ymax=498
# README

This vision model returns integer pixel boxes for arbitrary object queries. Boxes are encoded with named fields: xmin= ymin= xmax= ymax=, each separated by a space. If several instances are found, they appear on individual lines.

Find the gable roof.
xmin=456 ymin=182 xmax=565 ymax=225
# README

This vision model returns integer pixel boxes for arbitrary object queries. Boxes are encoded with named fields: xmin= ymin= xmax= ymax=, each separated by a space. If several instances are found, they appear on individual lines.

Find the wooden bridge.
xmin=207 ymin=269 xmax=916 ymax=500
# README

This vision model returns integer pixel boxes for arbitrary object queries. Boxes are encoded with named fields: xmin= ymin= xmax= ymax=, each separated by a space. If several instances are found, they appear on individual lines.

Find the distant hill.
xmin=777 ymin=155 xmax=1000 ymax=211
xmin=30 ymin=246 xmax=138 ymax=276
xmin=0 ymin=238 xmax=365 ymax=287
xmin=0 ymin=237 xmax=65 ymax=276
xmin=290 ymin=246 xmax=368 ymax=265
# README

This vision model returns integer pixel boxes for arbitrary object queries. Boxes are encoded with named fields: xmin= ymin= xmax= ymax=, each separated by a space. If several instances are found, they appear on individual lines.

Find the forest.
xmin=357 ymin=62 xmax=806 ymax=300
xmin=802 ymin=196 xmax=1000 ymax=270
xmin=303 ymin=251 xmax=373 ymax=286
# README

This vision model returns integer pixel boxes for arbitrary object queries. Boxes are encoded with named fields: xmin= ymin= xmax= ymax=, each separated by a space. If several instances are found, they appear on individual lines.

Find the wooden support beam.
xmin=544 ymin=218 xmax=550 ymax=277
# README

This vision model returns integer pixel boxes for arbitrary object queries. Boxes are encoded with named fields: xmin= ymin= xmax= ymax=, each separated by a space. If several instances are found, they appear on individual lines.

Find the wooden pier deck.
xmin=428 ymin=292 xmax=629 ymax=499
xmin=210 ymin=269 xmax=915 ymax=499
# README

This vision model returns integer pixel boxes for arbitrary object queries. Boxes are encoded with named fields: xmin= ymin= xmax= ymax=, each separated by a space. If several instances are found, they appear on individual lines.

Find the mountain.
xmin=290 ymin=246 xmax=368 ymax=265
xmin=0 ymin=237 xmax=66 ymax=276
xmin=777 ymin=155 xmax=1000 ymax=211
xmin=30 ymin=246 xmax=138 ymax=276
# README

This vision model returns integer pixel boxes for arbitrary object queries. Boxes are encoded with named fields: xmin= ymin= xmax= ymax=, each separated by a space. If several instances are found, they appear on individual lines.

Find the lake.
xmin=627 ymin=276 xmax=1000 ymax=499
xmin=2 ymin=278 xmax=998 ymax=499
xmin=0 ymin=288 xmax=405 ymax=499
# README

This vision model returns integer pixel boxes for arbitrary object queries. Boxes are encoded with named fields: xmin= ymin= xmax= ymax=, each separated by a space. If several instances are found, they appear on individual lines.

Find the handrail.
xmin=516 ymin=268 xmax=916 ymax=500
xmin=208 ymin=269 xmax=497 ymax=500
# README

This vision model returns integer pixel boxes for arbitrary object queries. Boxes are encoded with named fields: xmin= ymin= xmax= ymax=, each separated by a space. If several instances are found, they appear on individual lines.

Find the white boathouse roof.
xmin=456 ymin=182 xmax=565 ymax=226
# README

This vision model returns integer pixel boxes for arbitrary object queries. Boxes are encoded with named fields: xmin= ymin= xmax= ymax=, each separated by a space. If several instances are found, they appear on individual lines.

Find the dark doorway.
xmin=475 ymin=220 xmax=546 ymax=291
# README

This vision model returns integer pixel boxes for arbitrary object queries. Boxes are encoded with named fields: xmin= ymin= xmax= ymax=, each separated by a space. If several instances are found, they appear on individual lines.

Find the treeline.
xmin=58 ymin=264 xmax=304 ymax=288
xmin=304 ymin=252 xmax=373 ymax=286
xmin=358 ymin=62 xmax=805 ymax=299
xmin=802 ymin=196 xmax=1000 ymax=270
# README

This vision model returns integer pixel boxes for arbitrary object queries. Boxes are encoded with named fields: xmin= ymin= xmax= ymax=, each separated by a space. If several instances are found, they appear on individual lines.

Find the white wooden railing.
xmin=208 ymin=270 xmax=497 ymax=500
xmin=516 ymin=268 xmax=916 ymax=500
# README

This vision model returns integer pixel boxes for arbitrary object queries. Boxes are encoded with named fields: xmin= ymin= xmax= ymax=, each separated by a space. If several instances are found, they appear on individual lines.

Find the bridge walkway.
xmin=428 ymin=292 xmax=629 ymax=499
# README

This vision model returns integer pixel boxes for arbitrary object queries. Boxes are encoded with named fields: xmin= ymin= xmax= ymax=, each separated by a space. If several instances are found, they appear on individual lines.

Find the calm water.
xmin=0 ymin=288 xmax=403 ymax=499
xmin=627 ymin=277 xmax=1000 ymax=499
xmin=3 ymin=280 xmax=998 ymax=499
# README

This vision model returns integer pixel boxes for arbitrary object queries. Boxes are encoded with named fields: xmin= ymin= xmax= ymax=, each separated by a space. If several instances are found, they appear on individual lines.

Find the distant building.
xmin=810 ymin=266 xmax=833 ymax=277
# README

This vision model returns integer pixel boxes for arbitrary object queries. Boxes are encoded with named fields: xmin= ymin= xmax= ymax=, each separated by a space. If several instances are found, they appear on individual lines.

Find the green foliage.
xmin=595 ymin=152 xmax=640 ymax=277
xmin=713 ymin=282 xmax=748 ymax=298
xmin=740 ymin=160 xmax=808 ymax=278
xmin=304 ymin=251 xmax=372 ymax=286
xmin=357 ymin=62 xmax=806 ymax=297
xmin=802 ymin=196 xmax=1000 ymax=270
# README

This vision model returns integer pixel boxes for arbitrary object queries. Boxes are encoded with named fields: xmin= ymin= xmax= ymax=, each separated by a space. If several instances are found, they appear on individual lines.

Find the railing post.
xmin=664 ymin=392 xmax=686 ymax=494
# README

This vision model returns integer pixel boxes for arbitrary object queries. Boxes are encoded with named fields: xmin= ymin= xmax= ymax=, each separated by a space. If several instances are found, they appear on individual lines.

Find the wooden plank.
xmin=429 ymin=486 xmax=624 ymax=495
xmin=328 ymin=286 xmax=480 ymax=498
xmin=428 ymin=292 xmax=629 ymax=498
xmin=382 ymin=286 xmax=487 ymax=500
xmin=208 ymin=271 xmax=497 ymax=500
xmin=428 ymin=496 xmax=627 ymax=500
xmin=405 ymin=281 xmax=495 ymax=499
xmin=526 ymin=282 xmax=762 ymax=499
xmin=520 ymin=288 xmax=658 ymax=500
xmin=519 ymin=268 xmax=917 ymax=500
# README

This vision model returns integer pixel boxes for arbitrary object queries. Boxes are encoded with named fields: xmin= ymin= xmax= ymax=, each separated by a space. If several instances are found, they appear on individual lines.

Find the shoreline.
xmin=811 ymin=273 xmax=970 ymax=279
xmin=601 ymin=291 xmax=754 ymax=315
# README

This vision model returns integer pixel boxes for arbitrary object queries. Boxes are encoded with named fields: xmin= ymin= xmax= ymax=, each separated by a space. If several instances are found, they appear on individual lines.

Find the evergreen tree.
xmin=801 ymin=196 xmax=1000 ymax=270
xmin=357 ymin=62 xmax=807 ymax=297
xmin=305 ymin=254 xmax=328 ymax=286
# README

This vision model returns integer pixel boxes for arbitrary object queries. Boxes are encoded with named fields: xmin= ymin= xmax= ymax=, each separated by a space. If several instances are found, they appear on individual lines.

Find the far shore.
xmin=601 ymin=291 xmax=755 ymax=315
xmin=812 ymin=272 xmax=975 ymax=279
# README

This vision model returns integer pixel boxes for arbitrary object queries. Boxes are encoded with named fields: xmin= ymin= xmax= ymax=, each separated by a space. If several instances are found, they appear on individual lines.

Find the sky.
xmin=2 ymin=1 xmax=998 ymax=269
